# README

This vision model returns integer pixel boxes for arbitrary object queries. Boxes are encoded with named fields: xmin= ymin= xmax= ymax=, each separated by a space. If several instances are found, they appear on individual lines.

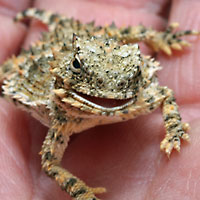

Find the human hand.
xmin=0 ymin=0 xmax=200 ymax=199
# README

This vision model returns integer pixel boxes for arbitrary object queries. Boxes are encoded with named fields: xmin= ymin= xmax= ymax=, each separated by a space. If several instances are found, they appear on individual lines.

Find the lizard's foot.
xmin=68 ymin=186 xmax=106 ymax=200
xmin=46 ymin=164 xmax=106 ymax=200
xmin=160 ymin=122 xmax=190 ymax=157
xmin=149 ymin=22 xmax=200 ymax=55
xmin=61 ymin=181 xmax=106 ymax=200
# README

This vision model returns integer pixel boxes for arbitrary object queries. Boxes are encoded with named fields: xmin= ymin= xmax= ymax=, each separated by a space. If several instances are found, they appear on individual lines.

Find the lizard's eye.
xmin=133 ymin=65 xmax=141 ymax=78
xmin=71 ymin=55 xmax=82 ymax=73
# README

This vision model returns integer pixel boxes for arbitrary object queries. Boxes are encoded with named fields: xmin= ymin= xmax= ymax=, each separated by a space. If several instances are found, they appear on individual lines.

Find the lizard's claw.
xmin=149 ymin=22 xmax=200 ymax=55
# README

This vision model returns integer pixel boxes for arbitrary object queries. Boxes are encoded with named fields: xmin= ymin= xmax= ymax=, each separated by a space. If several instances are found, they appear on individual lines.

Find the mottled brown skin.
xmin=0 ymin=8 xmax=199 ymax=200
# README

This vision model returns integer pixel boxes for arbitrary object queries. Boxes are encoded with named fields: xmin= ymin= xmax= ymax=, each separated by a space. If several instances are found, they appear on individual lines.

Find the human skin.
xmin=0 ymin=0 xmax=200 ymax=199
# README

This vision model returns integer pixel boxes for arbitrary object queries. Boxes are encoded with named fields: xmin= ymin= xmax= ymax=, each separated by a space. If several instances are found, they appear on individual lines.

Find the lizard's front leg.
xmin=160 ymin=87 xmax=190 ymax=156
xmin=14 ymin=8 xmax=66 ymax=31
xmin=104 ymin=22 xmax=199 ymax=55
xmin=41 ymin=117 xmax=106 ymax=200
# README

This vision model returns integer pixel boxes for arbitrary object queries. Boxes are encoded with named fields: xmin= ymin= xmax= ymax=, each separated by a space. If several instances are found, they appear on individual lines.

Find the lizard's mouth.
xmin=76 ymin=91 xmax=131 ymax=108
xmin=67 ymin=90 xmax=136 ymax=113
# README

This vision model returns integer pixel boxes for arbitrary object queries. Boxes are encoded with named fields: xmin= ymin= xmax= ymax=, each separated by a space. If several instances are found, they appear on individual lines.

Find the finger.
xmin=154 ymin=1 xmax=200 ymax=199
xmin=34 ymin=0 xmax=168 ymax=25
xmin=0 ymin=1 xmax=34 ymax=199
xmin=0 ymin=0 xmax=30 ymax=17
xmin=0 ymin=0 xmax=32 ymax=63
xmin=146 ymin=117 xmax=200 ymax=200
xmin=0 ymin=99 xmax=32 ymax=200
xmin=23 ymin=0 xmax=168 ymax=53
xmin=158 ymin=0 xmax=200 ymax=105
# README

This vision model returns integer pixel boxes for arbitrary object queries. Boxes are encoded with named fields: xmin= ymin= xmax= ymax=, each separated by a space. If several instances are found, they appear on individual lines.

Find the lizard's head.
xmin=51 ymin=35 xmax=144 ymax=115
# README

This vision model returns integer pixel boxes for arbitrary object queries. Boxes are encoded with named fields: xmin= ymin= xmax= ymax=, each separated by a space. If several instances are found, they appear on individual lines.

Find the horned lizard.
xmin=0 ymin=8 xmax=199 ymax=200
